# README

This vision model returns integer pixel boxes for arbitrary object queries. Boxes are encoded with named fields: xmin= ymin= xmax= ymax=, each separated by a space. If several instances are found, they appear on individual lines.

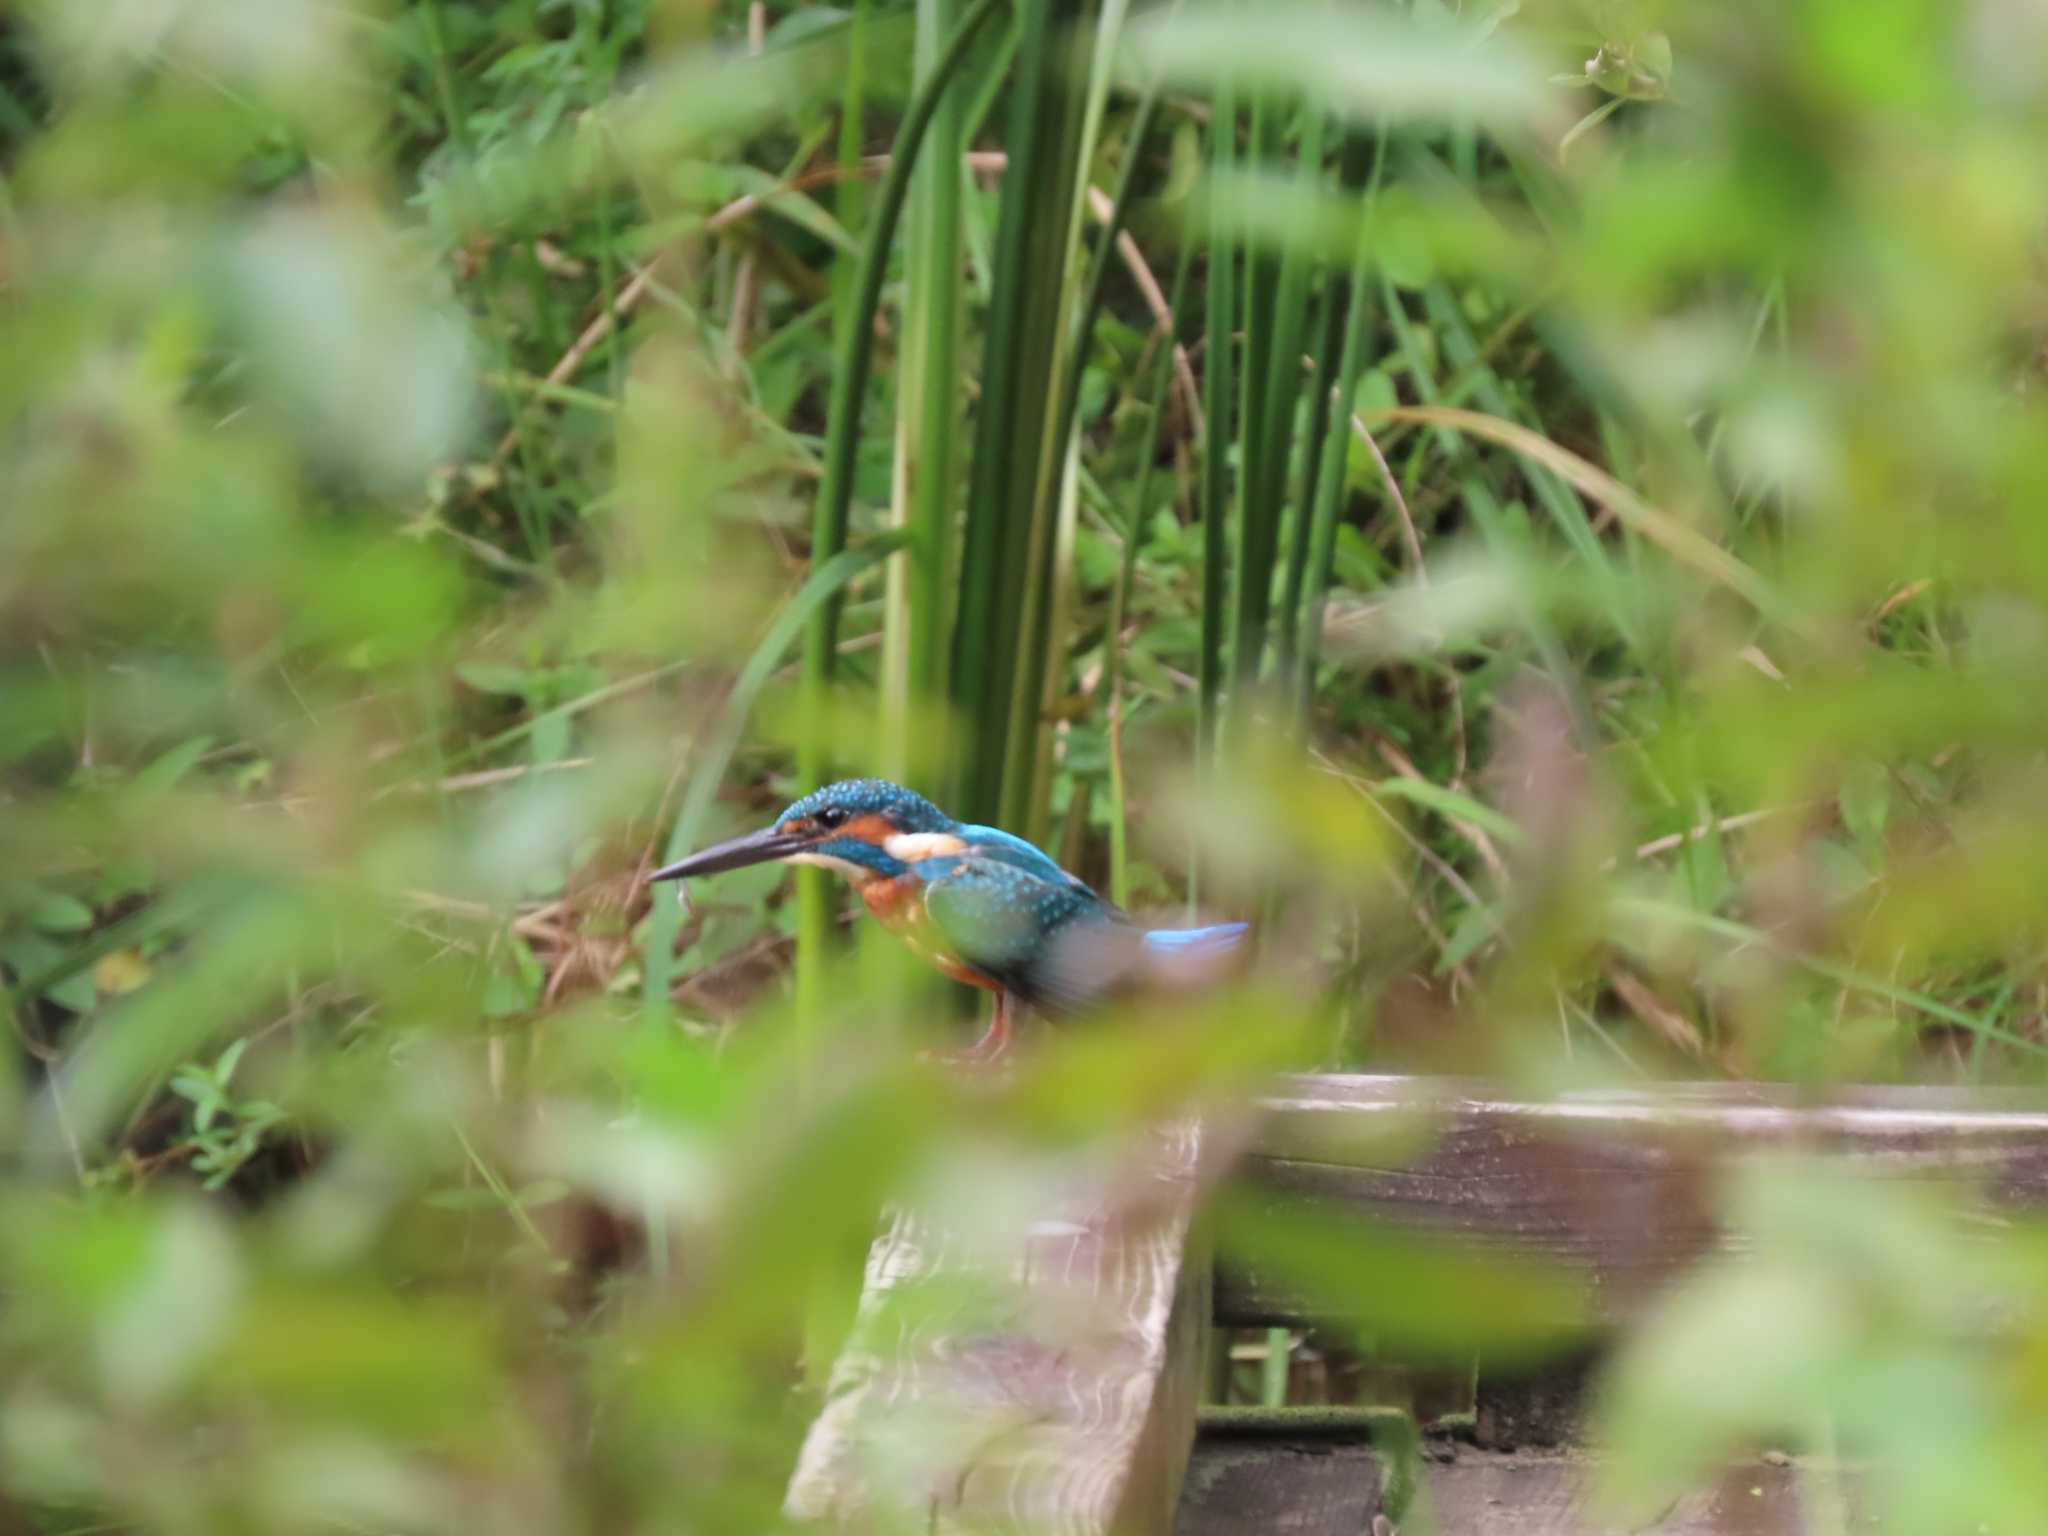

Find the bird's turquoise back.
xmin=909 ymin=842 xmax=1247 ymax=1015
xmin=953 ymin=827 xmax=1248 ymax=961
xmin=954 ymin=823 xmax=1088 ymax=887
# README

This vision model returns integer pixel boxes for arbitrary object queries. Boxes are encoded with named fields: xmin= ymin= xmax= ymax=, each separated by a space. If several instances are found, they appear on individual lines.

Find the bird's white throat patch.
xmin=882 ymin=831 xmax=966 ymax=863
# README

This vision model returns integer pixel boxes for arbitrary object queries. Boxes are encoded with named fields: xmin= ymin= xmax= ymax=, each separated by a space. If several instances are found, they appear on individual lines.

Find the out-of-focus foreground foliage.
xmin=6 ymin=0 xmax=2048 ymax=1530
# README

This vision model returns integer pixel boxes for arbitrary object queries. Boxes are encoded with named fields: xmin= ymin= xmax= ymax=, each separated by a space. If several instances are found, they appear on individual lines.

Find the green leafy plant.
xmin=169 ymin=1040 xmax=286 ymax=1191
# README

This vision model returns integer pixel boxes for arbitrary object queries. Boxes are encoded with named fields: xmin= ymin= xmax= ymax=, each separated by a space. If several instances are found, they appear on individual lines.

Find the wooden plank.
xmin=1425 ymin=1451 xmax=1853 ymax=1536
xmin=1175 ymin=1439 xmax=1855 ymax=1536
xmin=1220 ymin=1075 xmax=2048 ymax=1326
xmin=1119 ymin=1206 xmax=1212 ymax=1536
xmin=1175 ymin=1439 xmax=1381 ymax=1536
xmin=785 ymin=1118 xmax=1213 ymax=1535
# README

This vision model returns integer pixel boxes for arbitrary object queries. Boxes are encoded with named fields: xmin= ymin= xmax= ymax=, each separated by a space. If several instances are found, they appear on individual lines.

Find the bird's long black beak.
xmin=650 ymin=825 xmax=809 ymax=882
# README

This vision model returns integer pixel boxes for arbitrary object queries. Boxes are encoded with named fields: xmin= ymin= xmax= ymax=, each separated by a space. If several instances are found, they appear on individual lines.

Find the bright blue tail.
xmin=1141 ymin=922 xmax=1249 ymax=955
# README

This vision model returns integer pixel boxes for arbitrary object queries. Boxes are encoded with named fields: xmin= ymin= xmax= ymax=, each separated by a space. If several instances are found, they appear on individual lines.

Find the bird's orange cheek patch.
xmin=841 ymin=813 xmax=895 ymax=846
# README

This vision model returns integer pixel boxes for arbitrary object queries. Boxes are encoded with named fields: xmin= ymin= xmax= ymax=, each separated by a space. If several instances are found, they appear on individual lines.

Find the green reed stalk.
xmin=1239 ymin=103 xmax=1325 ymax=699
xmin=1277 ymin=129 xmax=1373 ymax=686
xmin=1226 ymin=90 xmax=1279 ymax=715
xmin=1050 ymin=79 xmax=1160 ymax=503
xmin=952 ymin=0 xmax=1098 ymax=831
xmin=1196 ymin=80 xmax=1236 ymax=781
xmin=1276 ymin=267 xmax=1344 ymax=682
xmin=881 ymin=0 xmax=971 ymax=788
xmin=794 ymin=0 xmax=1007 ymax=1030
xmin=998 ymin=1 xmax=1112 ymax=843
xmin=1294 ymin=193 xmax=1378 ymax=714
xmin=1009 ymin=2 xmax=1150 ymax=840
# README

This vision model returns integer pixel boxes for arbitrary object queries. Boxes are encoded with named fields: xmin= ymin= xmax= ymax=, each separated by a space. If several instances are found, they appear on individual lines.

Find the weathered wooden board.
xmin=1219 ymin=1075 xmax=2048 ymax=1326
xmin=785 ymin=1119 xmax=1213 ymax=1535
xmin=1174 ymin=1440 xmax=1381 ymax=1536
xmin=1175 ymin=1438 xmax=1861 ymax=1536
xmin=1425 ymin=1453 xmax=1853 ymax=1536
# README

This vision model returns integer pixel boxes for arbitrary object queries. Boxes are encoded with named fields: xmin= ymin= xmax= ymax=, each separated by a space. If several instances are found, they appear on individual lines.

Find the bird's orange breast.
xmin=860 ymin=874 xmax=1000 ymax=993
xmin=859 ymin=871 xmax=921 ymax=926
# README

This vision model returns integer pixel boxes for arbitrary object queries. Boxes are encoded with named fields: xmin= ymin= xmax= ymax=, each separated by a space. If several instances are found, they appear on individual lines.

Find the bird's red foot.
xmin=917 ymin=1043 xmax=1011 ymax=1072
xmin=918 ymin=1003 xmax=1011 ymax=1070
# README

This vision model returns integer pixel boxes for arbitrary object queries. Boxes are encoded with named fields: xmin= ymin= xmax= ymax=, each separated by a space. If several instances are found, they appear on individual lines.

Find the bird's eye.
xmin=816 ymin=807 xmax=848 ymax=831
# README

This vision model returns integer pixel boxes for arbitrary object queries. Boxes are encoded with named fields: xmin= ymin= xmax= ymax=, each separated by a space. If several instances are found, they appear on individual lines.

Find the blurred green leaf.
xmin=226 ymin=207 xmax=477 ymax=490
xmin=1125 ymin=1 xmax=1550 ymax=128
xmin=214 ymin=1287 xmax=500 ymax=1439
xmin=132 ymin=735 xmax=216 ymax=797
xmin=1838 ymin=761 xmax=1890 ymax=857
xmin=28 ymin=894 xmax=94 ymax=934
xmin=1597 ymin=1247 xmax=1852 ymax=1516
xmin=456 ymin=663 xmax=538 ymax=697
xmin=1219 ymin=1190 xmax=1591 ymax=1362
xmin=0 ymin=931 xmax=97 ymax=1014
xmin=1370 ymin=774 xmax=1525 ymax=846
xmin=1597 ymin=1158 xmax=2043 ymax=1522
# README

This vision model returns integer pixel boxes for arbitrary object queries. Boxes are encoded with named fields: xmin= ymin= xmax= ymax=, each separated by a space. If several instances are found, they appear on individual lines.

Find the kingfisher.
xmin=651 ymin=778 xmax=1248 ymax=1060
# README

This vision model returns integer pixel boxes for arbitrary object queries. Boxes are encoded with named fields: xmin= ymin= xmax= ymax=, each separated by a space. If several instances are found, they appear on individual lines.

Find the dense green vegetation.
xmin=7 ymin=0 xmax=2048 ymax=1529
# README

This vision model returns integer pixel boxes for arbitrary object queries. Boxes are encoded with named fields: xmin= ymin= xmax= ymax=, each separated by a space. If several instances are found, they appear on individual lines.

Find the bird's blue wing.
xmin=919 ymin=854 xmax=1119 ymax=1014
xmin=954 ymin=824 xmax=1091 ymax=888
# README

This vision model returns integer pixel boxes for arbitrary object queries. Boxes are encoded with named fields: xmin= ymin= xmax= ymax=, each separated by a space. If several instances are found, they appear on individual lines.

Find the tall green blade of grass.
xmin=1295 ymin=170 xmax=1380 ymax=712
xmin=1013 ymin=438 xmax=1083 ymax=841
xmin=830 ymin=0 xmax=874 ymax=471
xmin=780 ymin=0 xmax=1000 ymax=1389
xmin=1008 ymin=1 xmax=1148 ymax=840
xmin=1277 ymin=129 xmax=1374 ymax=686
xmin=1244 ymin=101 xmax=1325 ymax=686
xmin=1226 ymin=88 xmax=1278 ymax=719
xmin=802 ymin=0 xmax=878 ymax=852
xmin=792 ymin=0 xmax=1007 ymax=1039
xmin=1050 ymin=71 xmax=1160 ymax=505
xmin=881 ymin=0 xmax=971 ymax=788
xmin=807 ymin=0 xmax=875 ymax=1383
xmin=1276 ymin=268 xmax=1344 ymax=680
xmin=951 ymin=0 xmax=1101 ymax=831
xmin=998 ymin=3 xmax=1117 ymax=843
xmin=1196 ymin=78 xmax=1236 ymax=787
xmin=1222 ymin=93 xmax=1331 ymax=711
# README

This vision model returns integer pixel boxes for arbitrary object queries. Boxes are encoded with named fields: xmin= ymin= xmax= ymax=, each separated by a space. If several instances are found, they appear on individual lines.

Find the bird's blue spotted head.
xmin=772 ymin=778 xmax=954 ymax=838
xmin=652 ymin=778 xmax=959 ymax=887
